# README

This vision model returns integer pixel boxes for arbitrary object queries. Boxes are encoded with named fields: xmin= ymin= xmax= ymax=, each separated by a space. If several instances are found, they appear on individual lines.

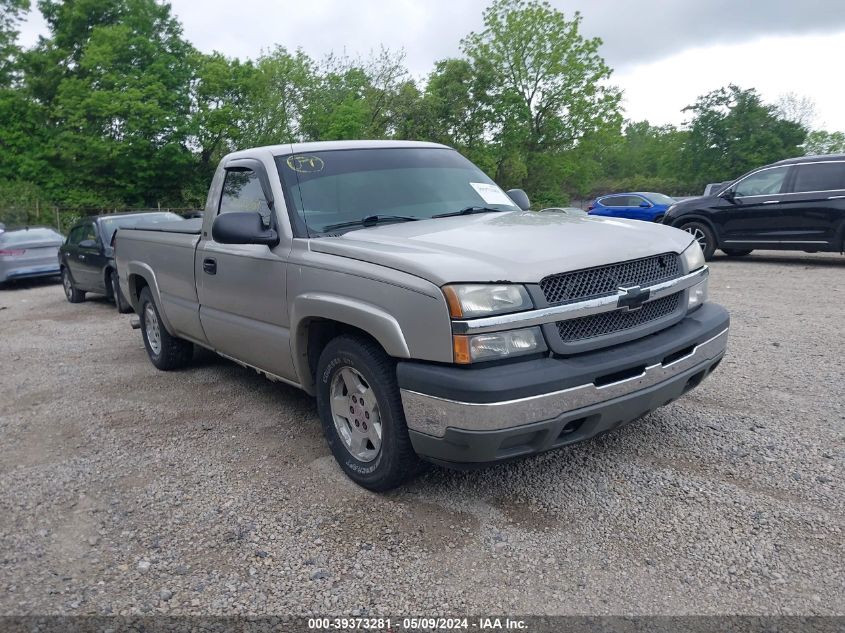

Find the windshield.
xmin=99 ymin=212 xmax=182 ymax=244
xmin=643 ymin=193 xmax=676 ymax=205
xmin=0 ymin=228 xmax=64 ymax=245
xmin=275 ymin=148 xmax=519 ymax=235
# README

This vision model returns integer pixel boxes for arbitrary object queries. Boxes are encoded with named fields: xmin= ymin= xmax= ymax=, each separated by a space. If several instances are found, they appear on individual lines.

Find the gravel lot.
xmin=0 ymin=251 xmax=843 ymax=617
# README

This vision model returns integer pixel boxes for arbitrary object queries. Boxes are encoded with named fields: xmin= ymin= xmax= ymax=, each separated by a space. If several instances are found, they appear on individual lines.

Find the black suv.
xmin=663 ymin=154 xmax=845 ymax=260
xmin=59 ymin=212 xmax=182 ymax=310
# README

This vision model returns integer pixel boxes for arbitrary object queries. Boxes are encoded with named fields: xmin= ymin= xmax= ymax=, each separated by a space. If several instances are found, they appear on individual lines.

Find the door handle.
xmin=762 ymin=200 xmax=780 ymax=204
xmin=202 ymin=258 xmax=217 ymax=275
xmin=828 ymin=195 xmax=845 ymax=200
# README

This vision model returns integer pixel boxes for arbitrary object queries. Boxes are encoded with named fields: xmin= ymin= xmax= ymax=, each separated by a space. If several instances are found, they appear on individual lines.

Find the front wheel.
xmin=109 ymin=270 xmax=132 ymax=313
xmin=316 ymin=335 xmax=424 ymax=491
xmin=679 ymin=221 xmax=716 ymax=261
xmin=138 ymin=287 xmax=193 ymax=370
xmin=722 ymin=248 xmax=752 ymax=257
xmin=61 ymin=267 xmax=85 ymax=303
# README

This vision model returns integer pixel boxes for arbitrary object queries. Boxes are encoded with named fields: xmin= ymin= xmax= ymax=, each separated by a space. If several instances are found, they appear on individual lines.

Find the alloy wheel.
xmin=685 ymin=226 xmax=708 ymax=252
xmin=144 ymin=303 xmax=162 ymax=356
xmin=329 ymin=366 xmax=382 ymax=462
xmin=62 ymin=270 xmax=73 ymax=300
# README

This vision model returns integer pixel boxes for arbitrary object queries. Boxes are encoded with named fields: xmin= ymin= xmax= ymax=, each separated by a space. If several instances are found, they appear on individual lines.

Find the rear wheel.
xmin=138 ymin=287 xmax=193 ymax=370
xmin=61 ymin=267 xmax=85 ymax=303
xmin=109 ymin=270 xmax=132 ymax=313
xmin=722 ymin=248 xmax=752 ymax=257
xmin=679 ymin=221 xmax=716 ymax=261
xmin=316 ymin=335 xmax=424 ymax=491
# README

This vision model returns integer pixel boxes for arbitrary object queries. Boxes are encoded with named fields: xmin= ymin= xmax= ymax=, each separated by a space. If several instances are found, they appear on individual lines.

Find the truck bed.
xmin=122 ymin=218 xmax=203 ymax=235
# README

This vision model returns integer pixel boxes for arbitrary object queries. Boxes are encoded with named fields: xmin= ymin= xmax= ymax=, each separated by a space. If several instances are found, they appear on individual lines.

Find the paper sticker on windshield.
xmin=286 ymin=155 xmax=325 ymax=173
xmin=470 ymin=182 xmax=514 ymax=206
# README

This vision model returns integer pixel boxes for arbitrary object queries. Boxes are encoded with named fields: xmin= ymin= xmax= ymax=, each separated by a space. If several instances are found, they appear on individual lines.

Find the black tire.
xmin=109 ymin=270 xmax=132 ymax=313
xmin=138 ymin=287 xmax=193 ymax=370
xmin=679 ymin=221 xmax=716 ymax=261
xmin=316 ymin=334 xmax=425 ymax=491
xmin=61 ymin=267 xmax=85 ymax=303
xmin=653 ymin=215 xmax=665 ymax=223
xmin=722 ymin=248 xmax=752 ymax=257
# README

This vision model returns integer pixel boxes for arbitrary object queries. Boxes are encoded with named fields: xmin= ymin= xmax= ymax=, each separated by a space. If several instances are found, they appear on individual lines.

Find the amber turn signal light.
xmin=452 ymin=335 xmax=471 ymax=364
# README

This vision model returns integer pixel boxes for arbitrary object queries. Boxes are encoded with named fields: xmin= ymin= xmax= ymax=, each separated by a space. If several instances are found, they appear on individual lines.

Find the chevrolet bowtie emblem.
xmin=617 ymin=285 xmax=650 ymax=311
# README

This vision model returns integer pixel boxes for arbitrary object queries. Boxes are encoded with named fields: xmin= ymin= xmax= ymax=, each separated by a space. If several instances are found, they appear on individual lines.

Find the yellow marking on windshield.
xmin=286 ymin=155 xmax=325 ymax=173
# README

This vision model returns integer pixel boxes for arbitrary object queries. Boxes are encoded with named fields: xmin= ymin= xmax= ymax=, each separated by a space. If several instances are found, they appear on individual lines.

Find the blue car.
xmin=588 ymin=192 xmax=677 ymax=222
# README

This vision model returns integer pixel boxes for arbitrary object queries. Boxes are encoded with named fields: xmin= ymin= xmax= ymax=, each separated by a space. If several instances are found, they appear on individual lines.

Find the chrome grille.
xmin=540 ymin=253 xmax=680 ymax=305
xmin=556 ymin=292 xmax=683 ymax=342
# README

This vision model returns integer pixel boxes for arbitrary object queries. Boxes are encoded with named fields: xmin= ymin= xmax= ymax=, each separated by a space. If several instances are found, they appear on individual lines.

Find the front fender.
xmin=291 ymin=292 xmax=411 ymax=359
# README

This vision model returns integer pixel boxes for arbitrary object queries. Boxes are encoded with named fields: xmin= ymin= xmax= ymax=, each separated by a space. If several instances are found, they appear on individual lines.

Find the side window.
xmin=791 ymin=162 xmax=845 ymax=193
xmin=219 ymin=168 xmax=272 ymax=227
xmin=629 ymin=196 xmax=648 ymax=207
xmin=79 ymin=223 xmax=98 ymax=247
xmin=601 ymin=196 xmax=624 ymax=207
xmin=67 ymin=226 xmax=84 ymax=246
xmin=734 ymin=167 xmax=789 ymax=197
xmin=85 ymin=224 xmax=98 ymax=241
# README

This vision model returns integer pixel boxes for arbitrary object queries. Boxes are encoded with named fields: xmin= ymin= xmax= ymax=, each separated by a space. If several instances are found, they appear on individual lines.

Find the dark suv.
xmin=59 ymin=212 xmax=182 ymax=310
xmin=663 ymin=154 xmax=845 ymax=260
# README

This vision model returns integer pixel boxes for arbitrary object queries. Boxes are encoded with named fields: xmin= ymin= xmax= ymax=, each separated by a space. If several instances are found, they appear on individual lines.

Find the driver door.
xmin=196 ymin=161 xmax=297 ymax=382
xmin=719 ymin=165 xmax=791 ymax=244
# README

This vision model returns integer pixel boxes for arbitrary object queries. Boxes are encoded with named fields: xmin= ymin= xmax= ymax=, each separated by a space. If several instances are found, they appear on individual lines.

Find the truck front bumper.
xmin=397 ymin=302 xmax=729 ymax=466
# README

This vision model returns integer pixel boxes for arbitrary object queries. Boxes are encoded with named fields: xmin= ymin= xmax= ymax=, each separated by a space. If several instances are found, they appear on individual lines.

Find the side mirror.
xmin=506 ymin=188 xmax=531 ymax=211
xmin=212 ymin=212 xmax=279 ymax=247
xmin=639 ymin=201 xmax=650 ymax=208
xmin=720 ymin=189 xmax=737 ymax=203
xmin=78 ymin=239 xmax=99 ymax=250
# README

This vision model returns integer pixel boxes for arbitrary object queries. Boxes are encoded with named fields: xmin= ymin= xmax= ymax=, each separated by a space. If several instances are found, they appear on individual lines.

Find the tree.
xmin=0 ymin=0 xmax=29 ymax=86
xmin=776 ymin=92 xmax=818 ymax=130
xmin=24 ymin=0 xmax=196 ymax=207
xmin=190 ymin=52 xmax=256 ymax=174
xmin=803 ymin=130 xmax=845 ymax=156
xmin=238 ymin=46 xmax=314 ymax=147
xmin=681 ymin=85 xmax=806 ymax=189
xmin=461 ymin=0 xmax=621 ymax=204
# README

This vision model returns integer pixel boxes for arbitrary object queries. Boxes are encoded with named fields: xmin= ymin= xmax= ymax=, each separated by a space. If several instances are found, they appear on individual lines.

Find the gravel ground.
xmin=0 ymin=251 xmax=843 ymax=617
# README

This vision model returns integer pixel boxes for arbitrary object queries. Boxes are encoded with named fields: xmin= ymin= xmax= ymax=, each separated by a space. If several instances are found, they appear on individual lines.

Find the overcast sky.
xmin=18 ymin=0 xmax=845 ymax=130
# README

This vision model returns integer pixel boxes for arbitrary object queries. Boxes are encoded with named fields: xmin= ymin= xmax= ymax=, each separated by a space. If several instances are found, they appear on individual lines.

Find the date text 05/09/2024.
xmin=307 ymin=617 xmax=528 ymax=631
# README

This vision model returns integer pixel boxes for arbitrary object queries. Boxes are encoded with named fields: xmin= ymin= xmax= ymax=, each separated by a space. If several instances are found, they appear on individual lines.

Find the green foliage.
xmin=803 ymin=130 xmax=845 ymax=155
xmin=460 ymin=0 xmax=621 ymax=204
xmin=0 ymin=0 xmax=834 ymax=219
xmin=0 ymin=0 xmax=29 ymax=86
xmin=680 ymin=85 xmax=807 ymax=190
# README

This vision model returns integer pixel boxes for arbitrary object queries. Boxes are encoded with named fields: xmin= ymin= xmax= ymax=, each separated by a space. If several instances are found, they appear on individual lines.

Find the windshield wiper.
xmin=432 ymin=206 xmax=508 ymax=219
xmin=320 ymin=214 xmax=420 ymax=233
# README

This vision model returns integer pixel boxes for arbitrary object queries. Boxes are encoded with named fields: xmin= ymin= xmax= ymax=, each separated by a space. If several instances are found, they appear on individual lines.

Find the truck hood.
xmin=309 ymin=211 xmax=694 ymax=286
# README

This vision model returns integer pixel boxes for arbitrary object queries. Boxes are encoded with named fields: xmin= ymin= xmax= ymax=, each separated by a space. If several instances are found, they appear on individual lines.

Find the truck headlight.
xmin=453 ymin=327 xmax=546 ymax=364
xmin=681 ymin=240 xmax=705 ymax=272
xmin=443 ymin=284 xmax=532 ymax=318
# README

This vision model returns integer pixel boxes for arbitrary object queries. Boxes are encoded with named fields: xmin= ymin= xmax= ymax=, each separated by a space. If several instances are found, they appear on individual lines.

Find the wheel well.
xmin=304 ymin=318 xmax=383 ymax=383
xmin=671 ymin=215 xmax=720 ymax=245
xmin=129 ymin=274 xmax=149 ymax=302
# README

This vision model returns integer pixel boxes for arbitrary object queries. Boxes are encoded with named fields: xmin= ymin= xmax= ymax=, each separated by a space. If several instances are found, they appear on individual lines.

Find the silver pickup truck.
xmin=115 ymin=140 xmax=729 ymax=490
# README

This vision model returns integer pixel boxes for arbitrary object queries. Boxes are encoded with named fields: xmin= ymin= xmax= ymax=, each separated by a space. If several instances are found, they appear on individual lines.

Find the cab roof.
xmin=224 ymin=140 xmax=452 ymax=161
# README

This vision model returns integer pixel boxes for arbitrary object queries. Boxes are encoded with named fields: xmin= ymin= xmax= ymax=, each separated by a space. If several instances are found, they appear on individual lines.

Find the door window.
xmin=790 ymin=162 xmax=845 ymax=193
xmin=67 ymin=226 xmax=85 ymax=246
xmin=219 ymin=168 xmax=272 ymax=227
xmin=600 ymin=196 xmax=627 ymax=207
xmin=734 ymin=167 xmax=788 ymax=197
xmin=79 ymin=223 xmax=98 ymax=248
